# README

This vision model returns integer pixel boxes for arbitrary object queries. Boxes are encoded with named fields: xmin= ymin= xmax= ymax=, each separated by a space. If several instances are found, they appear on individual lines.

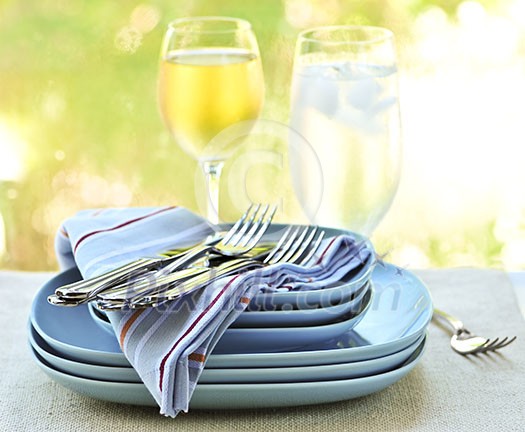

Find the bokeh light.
xmin=0 ymin=0 xmax=525 ymax=270
xmin=0 ymin=121 xmax=26 ymax=182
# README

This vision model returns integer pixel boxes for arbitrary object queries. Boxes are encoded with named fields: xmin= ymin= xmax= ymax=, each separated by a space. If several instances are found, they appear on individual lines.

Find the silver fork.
xmin=154 ymin=203 xmax=277 ymax=277
xmin=49 ymin=203 xmax=276 ymax=306
xmin=97 ymin=226 xmax=325 ymax=310
xmin=433 ymin=308 xmax=517 ymax=355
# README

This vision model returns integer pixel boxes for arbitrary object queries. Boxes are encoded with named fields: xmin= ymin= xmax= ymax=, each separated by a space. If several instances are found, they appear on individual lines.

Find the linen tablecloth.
xmin=1 ymin=268 xmax=524 ymax=431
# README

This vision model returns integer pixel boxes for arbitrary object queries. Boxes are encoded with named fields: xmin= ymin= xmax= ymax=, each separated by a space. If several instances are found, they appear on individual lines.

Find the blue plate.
xmin=33 ymin=267 xmax=372 ymax=356
xmin=28 ymin=323 xmax=140 ymax=382
xmin=31 ymin=267 xmax=131 ymax=366
xmin=29 ymin=320 xmax=424 ymax=384
xmin=89 ymin=282 xmax=371 ymax=330
xmin=214 ymin=287 xmax=372 ymax=353
xmin=231 ymin=282 xmax=370 ymax=328
xmin=30 ymin=262 xmax=431 ymax=367
xmin=29 ymin=337 xmax=426 ymax=409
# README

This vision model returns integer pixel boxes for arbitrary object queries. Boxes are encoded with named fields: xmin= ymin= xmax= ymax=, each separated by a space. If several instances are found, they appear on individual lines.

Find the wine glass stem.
xmin=200 ymin=160 xmax=224 ymax=224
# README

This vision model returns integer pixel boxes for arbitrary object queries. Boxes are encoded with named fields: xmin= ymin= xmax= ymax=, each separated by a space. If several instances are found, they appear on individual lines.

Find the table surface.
xmin=508 ymin=272 xmax=525 ymax=316
xmin=1 ymin=268 xmax=524 ymax=431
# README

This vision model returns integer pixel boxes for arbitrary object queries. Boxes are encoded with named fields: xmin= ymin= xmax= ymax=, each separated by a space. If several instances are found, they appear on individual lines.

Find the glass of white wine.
xmin=158 ymin=17 xmax=264 ymax=223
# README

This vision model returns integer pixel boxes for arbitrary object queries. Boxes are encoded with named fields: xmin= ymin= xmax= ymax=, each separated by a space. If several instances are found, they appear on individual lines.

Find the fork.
xmin=154 ymin=203 xmax=277 ymax=277
xmin=433 ymin=308 xmax=517 ymax=355
xmin=49 ymin=203 xmax=276 ymax=305
xmin=96 ymin=225 xmax=325 ymax=310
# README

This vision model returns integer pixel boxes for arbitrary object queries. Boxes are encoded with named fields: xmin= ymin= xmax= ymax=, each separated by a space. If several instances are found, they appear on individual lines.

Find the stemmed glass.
xmin=158 ymin=17 xmax=264 ymax=223
xmin=289 ymin=26 xmax=402 ymax=235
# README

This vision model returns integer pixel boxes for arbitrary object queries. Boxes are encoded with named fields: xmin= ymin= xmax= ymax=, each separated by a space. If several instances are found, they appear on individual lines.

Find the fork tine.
xmin=227 ymin=204 xmax=262 ymax=246
xmin=237 ymin=204 xmax=271 ymax=248
xmin=482 ymin=338 xmax=500 ymax=351
xmin=265 ymin=226 xmax=301 ymax=264
xmin=491 ymin=336 xmax=508 ymax=348
xmin=262 ymin=226 xmax=293 ymax=264
xmin=486 ymin=336 xmax=510 ymax=351
xmin=298 ymin=230 xmax=325 ymax=266
xmin=492 ymin=336 xmax=517 ymax=350
xmin=278 ymin=226 xmax=312 ymax=264
xmin=221 ymin=203 xmax=256 ymax=245
xmin=242 ymin=205 xmax=277 ymax=250
xmin=286 ymin=226 xmax=318 ymax=265
xmin=473 ymin=338 xmax=499 ymax=354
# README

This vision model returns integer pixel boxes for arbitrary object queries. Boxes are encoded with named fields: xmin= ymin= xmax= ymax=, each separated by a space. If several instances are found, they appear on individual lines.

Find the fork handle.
xmin=56 ymin=258 xmax=159 ymax=298
xmin=142 ymin=258 xmax=263 ymax=307
xmin=433 ymin=308 xmax=465 ymax=334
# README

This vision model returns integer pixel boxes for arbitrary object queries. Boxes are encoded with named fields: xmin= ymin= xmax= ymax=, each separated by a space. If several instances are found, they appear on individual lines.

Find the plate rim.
xmin=29 ymin=321 xmax=425 ymax=384
xmin=29 ymin=336 xmax=426 ymax=408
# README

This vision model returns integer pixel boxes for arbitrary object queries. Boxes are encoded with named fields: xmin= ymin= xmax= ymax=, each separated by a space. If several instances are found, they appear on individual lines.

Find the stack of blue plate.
xmin=28 ymin=229 xmax=432 ymax=409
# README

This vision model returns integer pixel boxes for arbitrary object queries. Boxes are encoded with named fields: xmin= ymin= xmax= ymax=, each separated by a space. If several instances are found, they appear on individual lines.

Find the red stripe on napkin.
xmin=158 ymin=274 xmax=242 ymax=391
xmin=316 ymin=236 xmax=338 ymax=265
xmin=73 ymin=206 xmax=175 ymax=253
xmin=120 ymin=309 xmax=146 ymax=348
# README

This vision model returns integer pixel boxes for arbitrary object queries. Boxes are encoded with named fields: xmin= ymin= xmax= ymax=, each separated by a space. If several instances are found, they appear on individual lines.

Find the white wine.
xmin=158 ymin=48 xmax=264 ymax=160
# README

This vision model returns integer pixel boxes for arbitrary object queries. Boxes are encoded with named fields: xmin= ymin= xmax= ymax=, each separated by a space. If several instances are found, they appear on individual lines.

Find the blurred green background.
xmin=1 ymin=0 xmax=525 ymax=271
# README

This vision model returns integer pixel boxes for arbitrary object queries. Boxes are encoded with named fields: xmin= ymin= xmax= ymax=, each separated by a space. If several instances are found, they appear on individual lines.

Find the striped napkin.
xmin=55 ymin=206 xmax=215 ymax=279
xmin=55 ymin=206 xmax=372 ymax=417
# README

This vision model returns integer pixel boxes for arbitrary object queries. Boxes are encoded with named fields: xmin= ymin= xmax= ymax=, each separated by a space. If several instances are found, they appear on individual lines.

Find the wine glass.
xmin=289 ymin=26 xmax=402 ymax=235
xmin=158 ymin=17 xmax=264 ymax=223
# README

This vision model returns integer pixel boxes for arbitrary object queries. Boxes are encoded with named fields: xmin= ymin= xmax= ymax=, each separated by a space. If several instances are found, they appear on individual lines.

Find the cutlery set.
xmin=48 ymin=205 xmax=333 ymax=312
xmin=48 ymin=204 xmax=278 ymax=308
